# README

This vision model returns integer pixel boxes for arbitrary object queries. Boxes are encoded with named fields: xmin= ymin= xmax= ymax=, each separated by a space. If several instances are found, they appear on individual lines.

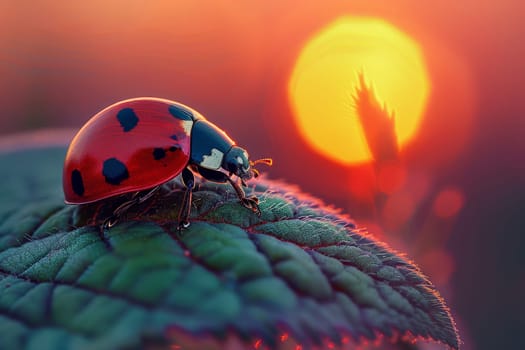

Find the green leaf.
xmin=0 ymin=147 xmax=459 ymax=350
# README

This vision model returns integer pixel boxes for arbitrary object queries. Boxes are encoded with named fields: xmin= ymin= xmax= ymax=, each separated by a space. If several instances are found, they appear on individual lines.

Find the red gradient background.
xmin=1 ymin=1 xmax=524 ymax=349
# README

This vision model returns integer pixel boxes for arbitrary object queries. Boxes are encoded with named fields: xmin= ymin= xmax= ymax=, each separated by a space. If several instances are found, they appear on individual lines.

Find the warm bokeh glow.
xmin=289 ymin=17 xmax=430 ymax=164
xmin=433 ymin=187 xmax=466 ymax=218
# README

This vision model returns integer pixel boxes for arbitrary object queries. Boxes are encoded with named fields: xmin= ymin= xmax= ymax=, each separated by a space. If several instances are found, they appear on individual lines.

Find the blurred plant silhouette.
xmin=353 ymin=72 xmax=399 ymax=164
xmin=351 ymin=72 xmax=403 ymax=219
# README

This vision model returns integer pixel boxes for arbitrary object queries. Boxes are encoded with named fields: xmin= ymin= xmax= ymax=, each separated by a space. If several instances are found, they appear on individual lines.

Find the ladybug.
xmin=63 ymin=97 xmax=272 ymax=228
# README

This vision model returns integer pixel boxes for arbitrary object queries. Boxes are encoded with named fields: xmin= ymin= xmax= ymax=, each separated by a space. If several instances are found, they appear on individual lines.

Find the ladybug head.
xmin=223 ymin=146 xmax=272 ymax=181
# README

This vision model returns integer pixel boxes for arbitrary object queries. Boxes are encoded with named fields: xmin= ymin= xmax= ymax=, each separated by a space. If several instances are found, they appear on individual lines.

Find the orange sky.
xmin=1 ymin=0 xmax=523 ymax=192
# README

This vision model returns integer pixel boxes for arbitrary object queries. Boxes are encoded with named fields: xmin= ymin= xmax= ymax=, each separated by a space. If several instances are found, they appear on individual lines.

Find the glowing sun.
xmin=289 ymin=17 xmax=430 ymax=164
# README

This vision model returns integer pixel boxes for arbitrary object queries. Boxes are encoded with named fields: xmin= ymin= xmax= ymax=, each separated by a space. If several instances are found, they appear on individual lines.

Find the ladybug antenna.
xmin=250 ymin=158 xmax=273 ymax=167
xmin=250 ymin=158 xmax=272 ymax=178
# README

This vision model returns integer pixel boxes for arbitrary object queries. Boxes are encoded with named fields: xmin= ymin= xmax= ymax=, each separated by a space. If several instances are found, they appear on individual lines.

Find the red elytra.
xmin=63 ymin=97 xmax=202 ymax=204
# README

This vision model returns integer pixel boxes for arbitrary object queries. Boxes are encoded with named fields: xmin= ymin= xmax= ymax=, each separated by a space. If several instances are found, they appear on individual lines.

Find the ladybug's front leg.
xmin=178 ymin=168 xmax=195 ymax=230
xmin=226 ymin=177 xmax=261 ymax=216
xmin=197 ymin=167 xmax=261 ymax=216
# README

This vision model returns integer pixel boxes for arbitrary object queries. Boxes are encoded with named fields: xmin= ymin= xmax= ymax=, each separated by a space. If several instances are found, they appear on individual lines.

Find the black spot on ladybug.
xmin=102 ymin=158 xmax=129 ymax=185
xmin=71 ymin=169 xmax=85 ymax=196
xmin=169 ymin=146 xmax=180 ymax=152
xmin=153 ymin=148 xmax=166 ymax=160
xmin=117 ymin=108 xmax=139 ymax=132
xmin=170 ymin=134 xmax=178 ymax=141
xmin=169 ymin=105 xmax=193 ymax=121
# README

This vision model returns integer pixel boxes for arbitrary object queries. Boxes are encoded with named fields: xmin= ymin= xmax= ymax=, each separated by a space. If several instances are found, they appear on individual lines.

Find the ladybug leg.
xmin=226 ymin=177 xmax=261 ymax=216
xmin=103 ymin=186 xmax=159 ymax=229
xmin=137 ymin=186 xmax=160 ymax=204
xmin=103 ymin=199 xmax=138 ymax=228
xmin=178 ymin=168 xmax=195 ymax=230
xmin=197 ymin=166 xmax=261 ymax=216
